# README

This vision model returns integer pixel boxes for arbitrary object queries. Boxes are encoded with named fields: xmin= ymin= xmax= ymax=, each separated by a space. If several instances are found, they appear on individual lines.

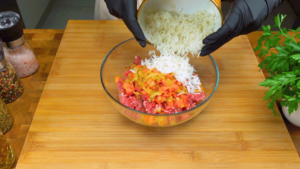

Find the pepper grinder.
xmin=0 ymin=38 xmax=24 ymax=104
xmin=0 ymin=11 xmax=39 ymax=78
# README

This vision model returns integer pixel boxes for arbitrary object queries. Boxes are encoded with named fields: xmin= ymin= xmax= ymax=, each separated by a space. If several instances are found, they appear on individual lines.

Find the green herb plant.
xmin=254 ymin=14 xmax=300 ymax=116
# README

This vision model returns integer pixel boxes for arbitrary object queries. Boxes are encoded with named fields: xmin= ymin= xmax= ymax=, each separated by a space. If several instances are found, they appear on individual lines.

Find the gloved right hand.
xmin=104 ymin=0 xmax=146 ymax=47
xmin=200 ymin=0 xmax=284 ymax=56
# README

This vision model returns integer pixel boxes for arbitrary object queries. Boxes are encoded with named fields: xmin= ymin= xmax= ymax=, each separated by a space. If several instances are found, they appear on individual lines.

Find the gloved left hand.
xmin=104 ymin=0 xmax=147 ymax=47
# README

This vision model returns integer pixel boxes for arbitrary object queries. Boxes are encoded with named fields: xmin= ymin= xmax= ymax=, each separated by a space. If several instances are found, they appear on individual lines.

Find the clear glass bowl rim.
xmin=100 ymin=38 xmax=220 ymax=116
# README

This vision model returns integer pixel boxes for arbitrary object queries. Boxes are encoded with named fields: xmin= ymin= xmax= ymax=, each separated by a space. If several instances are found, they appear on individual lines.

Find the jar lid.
xmin=0 ymin=11 xmax=24 ymax=43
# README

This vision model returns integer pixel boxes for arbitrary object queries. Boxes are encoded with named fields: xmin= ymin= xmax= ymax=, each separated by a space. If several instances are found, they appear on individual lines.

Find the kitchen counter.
xmin=5 ymin=25 xmax=300 ymax=168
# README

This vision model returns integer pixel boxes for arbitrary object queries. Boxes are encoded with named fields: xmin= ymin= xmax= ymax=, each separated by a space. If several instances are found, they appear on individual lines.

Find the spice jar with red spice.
xmin=0 ymin=36 xmax=24 ymax=104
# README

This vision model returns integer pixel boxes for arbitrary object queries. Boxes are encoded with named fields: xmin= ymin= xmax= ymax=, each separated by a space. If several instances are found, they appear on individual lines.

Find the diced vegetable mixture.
xmin=116 ymin=56 xmax=205 ymax=114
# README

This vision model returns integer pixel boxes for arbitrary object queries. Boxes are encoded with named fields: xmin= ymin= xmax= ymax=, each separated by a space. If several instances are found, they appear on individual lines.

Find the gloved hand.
xmin=104 ymin=0 xmax=146 ymax=47
xmin=200 ymin=0 xmax=284 ymax=56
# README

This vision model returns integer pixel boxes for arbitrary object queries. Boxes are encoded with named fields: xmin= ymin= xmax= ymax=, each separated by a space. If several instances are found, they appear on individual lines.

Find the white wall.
xmin=17 ymin=0 xmax=51 ymax=28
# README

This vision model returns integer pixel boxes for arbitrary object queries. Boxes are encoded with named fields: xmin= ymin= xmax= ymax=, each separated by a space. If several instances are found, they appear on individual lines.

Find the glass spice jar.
xmin=0 ymin=131 xmax=15 ymax=169
xmin=0 ymin=11 xmax=39 ymax=78
xmin=0 ymin=62 xmax=24 ymax=104
xmin=0 ymin=98 xmax=13 ymax=134
xmin=3 ymin=39 xmax=39 ymax=78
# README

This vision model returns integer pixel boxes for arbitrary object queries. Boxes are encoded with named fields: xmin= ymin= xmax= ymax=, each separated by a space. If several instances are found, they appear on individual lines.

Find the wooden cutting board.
xmin=16 ymin=20 xmax=300 ymax=169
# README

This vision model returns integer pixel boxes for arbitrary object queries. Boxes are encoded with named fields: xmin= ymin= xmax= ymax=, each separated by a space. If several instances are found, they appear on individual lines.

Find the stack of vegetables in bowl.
xmin=115 ymin=56 xmax=205 ymax=115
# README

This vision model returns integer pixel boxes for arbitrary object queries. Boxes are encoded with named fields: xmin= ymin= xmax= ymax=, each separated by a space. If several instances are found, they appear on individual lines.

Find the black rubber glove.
xmin=104 ymin=0 xmax=146 ymax=47
xmin=200 ymin=0 xmax=284 ymax=56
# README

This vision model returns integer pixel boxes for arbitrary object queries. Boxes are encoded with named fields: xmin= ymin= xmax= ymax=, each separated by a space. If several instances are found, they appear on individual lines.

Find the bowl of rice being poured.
xmin=137 ymin=0 xmax=223 ymax=56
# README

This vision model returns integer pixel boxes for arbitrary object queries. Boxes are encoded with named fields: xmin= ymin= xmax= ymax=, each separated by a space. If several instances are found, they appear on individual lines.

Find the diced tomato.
xmin=145 ymin=116 xmax=155 ymax=125
xmin=125 ymin=88 xmax=134 ymax=96
xmin=123 ymin=82 xmax=131 ymax=89
xmin=170 ymin=84 xmax=179 ymax=91
xmin=167 ymin=100 xmax=174 ymax=108
xmin=143 ymin=68 xmax=149 ymax=73
xmin=162 ymin=79 xmax=168 ymax=86
xmin=163 ymin=93 xmax=171 ymax=98
xmin=157 ymin=79 xmax=162 ymax=84
xmin=115 ymin=76 xmax=121 ymax=83
xmin=152 ymin=68 xmax=160 ymax=73
xmin=146 ymin=78 xmax=153 ymax=86
xmin=179 ymin=94 xmax=188 ymax=100
xmin=155 ymin=95 xmax=163 ymax=104
xmin=151 ymin=86 xmax=156 ymax=90
xmin=161 ymin=86 xmax=169 ymax=92
xmin=166 ymin=73 xmax=173 ymax=79
xmin=141 ymin=90 xmax=148 ymax=95
xmin=183 ymin=100 xmax=188 ymax=108
xmin=176 ymin=99 xmax=184 ymax=108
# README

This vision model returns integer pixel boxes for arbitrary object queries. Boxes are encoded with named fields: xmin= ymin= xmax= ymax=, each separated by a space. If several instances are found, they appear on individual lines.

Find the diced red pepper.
xmin=115 ymin=76 xmax=121 ymax=83
xmin=177 ymin=81 xmax=182 ymax=86
xmin=176 ymin=99 xmax=184 ymax=108
xmin=162 ymin=79 xmax=168 ymax=87
xmin=141 ymin=90 xmax=148 ymax=95
xmin=157 ymin=79 xmax=162 ymax=84
xmin=146 ymin=78 xmax=152 ymax=86
xmin=170 ymin=84 xmax=179 ymax=91
xmin=179 ymin=94 xmax=188 ymax=100
xmin=125 ymin=88 xmax=134 ymax=96
xmin=163 ymin=93 xmax=171 ymax=98
xmin=136 ymin=65 xmax=142 ymax=68
xmin=166 ymin=73 xmax=173 ymax=79
xmin=160 ymin=86 xmax=169 ymax=92
xmin=155 ymin=95 xmax=163 ymax=104
xmin=183 ymin=100 xmax=188 ymax=108
xmin=167 ymin=100 xmax=174 ymax=108
xmin=143 ymin=68 xmax=149 ymax=73
xmin=145 ymin=116 xmax=155 ymax=125
xmin=152 ymin=68 xmax=160 ymax=73
xmin=123 ymin=82 xmax=131 ymax=89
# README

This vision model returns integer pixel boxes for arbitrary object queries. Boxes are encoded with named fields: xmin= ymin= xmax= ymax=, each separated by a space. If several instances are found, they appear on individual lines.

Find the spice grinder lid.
xmin=0 ymin=11 xmax=24 ymax=44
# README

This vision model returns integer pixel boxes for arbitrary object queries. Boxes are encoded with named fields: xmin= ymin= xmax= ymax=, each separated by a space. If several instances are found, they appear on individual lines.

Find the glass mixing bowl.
xmin=100 ymin=38 xmax=219 ymax=127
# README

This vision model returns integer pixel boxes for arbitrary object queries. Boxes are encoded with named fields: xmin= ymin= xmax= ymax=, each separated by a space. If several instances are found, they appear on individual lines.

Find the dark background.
xmin=0 ymin=0 xmax=299 ymax=30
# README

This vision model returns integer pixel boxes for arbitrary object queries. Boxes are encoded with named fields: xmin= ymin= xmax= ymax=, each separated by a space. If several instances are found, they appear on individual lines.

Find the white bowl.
xmin=137 ymin=0 xmax=223 ymax=44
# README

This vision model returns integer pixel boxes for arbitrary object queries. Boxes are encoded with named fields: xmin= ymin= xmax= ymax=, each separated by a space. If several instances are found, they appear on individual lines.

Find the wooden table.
xmin=5 ymin=22 xmax=300 ymax=168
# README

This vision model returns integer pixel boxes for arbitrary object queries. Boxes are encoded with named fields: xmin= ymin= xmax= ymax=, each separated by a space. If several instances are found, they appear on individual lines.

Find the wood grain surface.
xmin=4 ymin=29 xmax=64 ymax=169
xmin=14 ymin=21 xmax=300 ymax=168
xmin=248 ymin=32 xmax=300 ymax=157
